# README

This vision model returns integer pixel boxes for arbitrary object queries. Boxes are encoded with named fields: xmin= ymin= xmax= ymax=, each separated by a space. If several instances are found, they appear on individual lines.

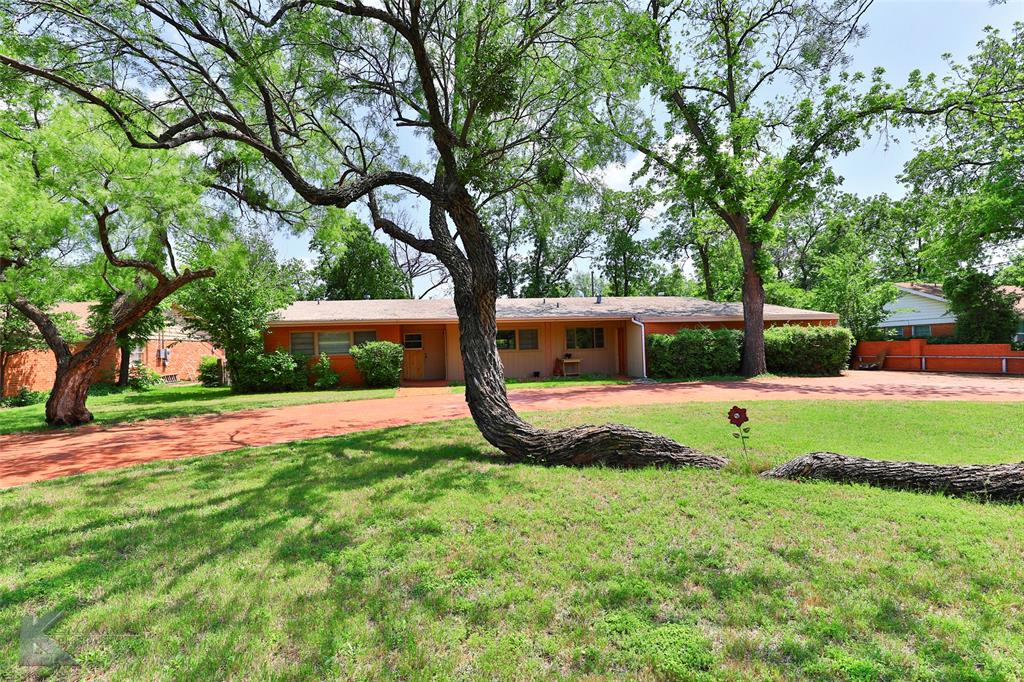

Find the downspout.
xmin=630 ymin=317 xmax=647 ymax=379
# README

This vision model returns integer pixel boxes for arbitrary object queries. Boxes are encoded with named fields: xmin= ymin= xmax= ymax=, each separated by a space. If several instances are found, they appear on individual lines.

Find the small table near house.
xmin=556 ymin=358 xmax=581 ymax=377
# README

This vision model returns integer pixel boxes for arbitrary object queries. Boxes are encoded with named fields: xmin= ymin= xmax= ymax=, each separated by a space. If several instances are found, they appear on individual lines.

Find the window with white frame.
xmin=566 ymin=327 xmax=605 ymax=349
xmin=911 ymin=324 xmax=932 ymax=338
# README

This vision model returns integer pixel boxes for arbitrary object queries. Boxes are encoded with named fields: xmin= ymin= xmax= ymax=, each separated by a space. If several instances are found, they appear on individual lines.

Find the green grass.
xmin=0 ymin=384 xmax=395 ymax=435
xmin=2 ymin=400 xmax=1023 ymax=679
xmin=450 ymin=374 xmax=630 ymax=393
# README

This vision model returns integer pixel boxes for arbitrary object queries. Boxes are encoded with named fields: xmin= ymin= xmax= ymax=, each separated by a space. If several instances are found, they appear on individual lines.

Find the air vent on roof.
xmin=596 ymin=294 xmax=602 ymax=304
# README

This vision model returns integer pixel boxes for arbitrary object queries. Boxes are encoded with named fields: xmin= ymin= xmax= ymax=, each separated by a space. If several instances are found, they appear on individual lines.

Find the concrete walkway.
xmin=1 ymin=371 xmax=1021 ymax=488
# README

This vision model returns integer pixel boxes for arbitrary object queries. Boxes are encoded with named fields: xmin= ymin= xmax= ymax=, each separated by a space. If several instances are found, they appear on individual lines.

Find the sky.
xmin=273 ymin=0 xmax=1024 ymax=293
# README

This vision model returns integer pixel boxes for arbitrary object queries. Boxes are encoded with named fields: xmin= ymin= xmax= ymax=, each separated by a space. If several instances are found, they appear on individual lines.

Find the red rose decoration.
xmin=728 ymin=406 xmax=748 ymax=427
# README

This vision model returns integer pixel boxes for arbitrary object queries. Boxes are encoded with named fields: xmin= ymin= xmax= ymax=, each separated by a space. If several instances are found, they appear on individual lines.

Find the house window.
xmin=290 ymin=332 xmax=315 ymax=356
xmin=130 ymin=345 xmax=144 ymax=365
xmin=566 ymin=327 xmax=605 ymax=349
xmin=318 ymin=331 xmax=351 ymax=355
xmin=911 ymin=324 xmax=932 ymax=338
xmin=404 ymin=333 xmax=423 ymax=349
xmin=519 ymin=329 xmax=539 ymax=351
xmin=354 ymin=330 xmax=377 ymax=347
xmin=496 ymin=330 xmax=517 ymax=350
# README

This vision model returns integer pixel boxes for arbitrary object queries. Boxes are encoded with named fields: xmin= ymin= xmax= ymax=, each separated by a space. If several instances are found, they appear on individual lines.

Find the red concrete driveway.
xmin=1 ymin=371 xmax=1021 ymax=488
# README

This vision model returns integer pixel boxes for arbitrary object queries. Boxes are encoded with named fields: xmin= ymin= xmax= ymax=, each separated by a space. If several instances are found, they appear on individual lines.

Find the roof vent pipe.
xmin=363 ymin=294 xmax=370 ymax=300
xmin=596 ymin=294 xmax=602 ymax=304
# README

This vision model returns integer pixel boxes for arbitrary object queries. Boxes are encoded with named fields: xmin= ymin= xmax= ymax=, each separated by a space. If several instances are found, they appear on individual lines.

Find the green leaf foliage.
xmin=763 ymin=326 xmax=854 ymax=376
xmin=350 ymin=341 xmax=404 ymax=388
xmin=645 ymin=328 xmax=742 ymax=378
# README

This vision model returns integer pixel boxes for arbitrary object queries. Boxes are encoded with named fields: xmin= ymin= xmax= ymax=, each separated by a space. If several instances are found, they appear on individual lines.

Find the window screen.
xmin=353 ymin=330 xmax=377 ymax=346
xmin=911 ymin=325 xmax=932 ymax=338
xmin=519 ymin=329 xmax=539 ymax=350
xmin=496 ymin=330 xmax=517 ymax=350
xmin=318 ymin=331 xmax=351 ymax=355
xmin=404 ymin=333 xmax=423 ymax=349
xmin=290 ymin=332 xmax=315 ymax=356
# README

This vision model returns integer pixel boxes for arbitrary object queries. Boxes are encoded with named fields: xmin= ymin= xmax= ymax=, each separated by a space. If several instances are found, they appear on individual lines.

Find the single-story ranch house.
xmin=265 ymin=296 xmax=839 ymax=385
xmin=879 ymin=282 xmax=1024 ymax=340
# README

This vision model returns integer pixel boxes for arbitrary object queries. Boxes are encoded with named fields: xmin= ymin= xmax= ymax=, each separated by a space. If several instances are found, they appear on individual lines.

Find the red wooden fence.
xmin=855 ymin=339 xmax=1024 ymax=375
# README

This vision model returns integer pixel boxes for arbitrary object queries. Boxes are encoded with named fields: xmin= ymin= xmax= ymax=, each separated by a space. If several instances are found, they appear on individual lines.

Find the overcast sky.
xmin=272 ymin=0 xmax=1024 ymax=293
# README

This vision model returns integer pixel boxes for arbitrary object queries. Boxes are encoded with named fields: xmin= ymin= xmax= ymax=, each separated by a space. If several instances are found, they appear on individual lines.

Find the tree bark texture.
xmin=45 ymin=332 xmax=117 ymax=426
xmin=117 ymin=332 xmax=131 ymax=387
xmin=736 ymin=225 xmax=767 ymax=377
xmin=762 ymin=452 xmax=1024 ymax=502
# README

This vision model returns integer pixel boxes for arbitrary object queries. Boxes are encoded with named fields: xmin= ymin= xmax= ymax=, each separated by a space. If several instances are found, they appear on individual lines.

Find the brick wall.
xmin=855 ymin=339 xmax=1024 ymax=374
xmin=643 ymin=318 xmax=837 ymax=336
xmin=2 ymin=339 xmax=224 ymax=396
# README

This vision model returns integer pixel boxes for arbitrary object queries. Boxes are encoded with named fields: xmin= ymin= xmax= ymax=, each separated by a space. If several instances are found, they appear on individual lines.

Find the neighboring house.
xmin=2 ymin=302 xmax=223 ymax=397
xmin=264 ymin=296 xmax=839 ymax=385
xmin=879 ymin=282 xmax=1024 ymax=341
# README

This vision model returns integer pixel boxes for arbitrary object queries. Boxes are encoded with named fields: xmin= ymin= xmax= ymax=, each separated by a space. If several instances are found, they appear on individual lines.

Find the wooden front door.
xmin=402 ymin=327 xmax=446 ymax=381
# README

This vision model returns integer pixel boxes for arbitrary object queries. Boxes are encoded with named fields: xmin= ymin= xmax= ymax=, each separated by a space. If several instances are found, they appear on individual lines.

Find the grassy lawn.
xmin=0 ymin=384 xmax=395 ymax=435
xmin=450 ymin=374 xmax=630 ymax=393
xmin=2 ymin=400 xmax=1023 ymax=679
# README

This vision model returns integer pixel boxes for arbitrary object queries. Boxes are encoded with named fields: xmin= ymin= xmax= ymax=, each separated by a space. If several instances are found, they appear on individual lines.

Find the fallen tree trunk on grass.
xmin=762 ymin=452 xmax=1024 ymax=502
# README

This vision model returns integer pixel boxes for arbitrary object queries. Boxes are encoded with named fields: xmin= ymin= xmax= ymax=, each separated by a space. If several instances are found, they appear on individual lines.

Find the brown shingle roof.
xmin=894 ymin=282 xmax=946 ymax=299
xmin=271 ymin=296 xmax=839 ymax=325
xmin=997 ymin=286 xmax=1024 ymax=315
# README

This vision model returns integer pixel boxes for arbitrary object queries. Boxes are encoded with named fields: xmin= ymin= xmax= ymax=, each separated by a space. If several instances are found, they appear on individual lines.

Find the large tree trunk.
xmin=763 ymin=452 xmax=1024 ymax=502
xmin=116 ymin=332 xmax=131 ymax=387
xmin=45 ymin=333 xmax=116 ymax=426
xmin=736 ymin=227 xmax=767 ymax=377
xmin=445 ymin=193 xmax=725 ymax=469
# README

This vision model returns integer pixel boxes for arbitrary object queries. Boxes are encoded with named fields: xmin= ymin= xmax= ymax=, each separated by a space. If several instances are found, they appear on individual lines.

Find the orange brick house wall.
xmin=2 ymin=339 xmax=223 ymax=397
xmin=855 ymin=339 xmax=1024 ymax=374
xmin=643 ymin=318 xmax=837 ymax=336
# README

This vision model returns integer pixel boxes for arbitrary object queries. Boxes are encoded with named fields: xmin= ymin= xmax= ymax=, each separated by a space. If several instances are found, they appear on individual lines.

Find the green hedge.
xmin=645 ymin=325 xmax=854 ymax=378
xmin=198 ymin=356 xmax=223 ymax=387
xmin=763 ymin=325 xmax=854 ymax=376
xmin=350 ymin=341 xmax=404 ymax=388
xmin=646 ymin=328 xmax=742 ymax=379
xmin=233 ymin=350 xmax=309 ymax=393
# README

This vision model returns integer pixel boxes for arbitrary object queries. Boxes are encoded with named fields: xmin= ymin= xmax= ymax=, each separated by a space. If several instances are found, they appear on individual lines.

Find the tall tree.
xmin=903 ymin=23 xmax=1024 ymax=263
xmin=598 ymin=189 xmax=661 ymax=296
xmin=601 ymin=0 xmax=948 ymax=375
xmin=0 ymin=0 xmax=723 ymax=466
xmin=310 ymin=210 xmax=411 ymax=300
xmin=0 ymin=106 xmax=215 ymax=424
xmin=177 ymin=237 xmax=296 ymax=386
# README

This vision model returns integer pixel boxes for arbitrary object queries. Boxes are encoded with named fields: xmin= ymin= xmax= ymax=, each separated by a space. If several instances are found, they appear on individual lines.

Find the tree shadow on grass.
xmin=0 ymin=422 xmax=521 ymax=651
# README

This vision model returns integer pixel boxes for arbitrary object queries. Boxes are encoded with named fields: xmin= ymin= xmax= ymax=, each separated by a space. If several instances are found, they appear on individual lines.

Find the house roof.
xmin=997 ymin=286 xmax=1024 ymax=315
xmin=893 ymin=282 xmax=1024 ymax=315
xmin=894 ymin=282 xmax=947 ymax=301
xmin=270 ymin=296 xmax=840 ymax=326
xmin=51 ymin=302 xmax=200 ymax=340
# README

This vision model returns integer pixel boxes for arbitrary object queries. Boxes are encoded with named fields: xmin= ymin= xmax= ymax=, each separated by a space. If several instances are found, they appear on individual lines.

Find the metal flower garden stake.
xmin=728 ymin=406 xmax=751 ymax=456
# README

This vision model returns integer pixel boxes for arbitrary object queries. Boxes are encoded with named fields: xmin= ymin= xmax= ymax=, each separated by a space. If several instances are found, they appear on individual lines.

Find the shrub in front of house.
xmin=0 ymin=387 xmax=48 ymax=409
xmin=311 ymin=353 xmax=341 ymax=390
xmin=198 ymin=356 xmax=223 ymax=387
xmin=764 ymin=325 xmax=854 ymax=376
xmin=350 ymin=341 xmax=404 ymax=387
xmin=645 ymin=328 xmax=742 ymax=379
xmin=233 ymin=350 xmax=309 ymax=393
xmin=128 ymin=364 xmax=164 ymax=391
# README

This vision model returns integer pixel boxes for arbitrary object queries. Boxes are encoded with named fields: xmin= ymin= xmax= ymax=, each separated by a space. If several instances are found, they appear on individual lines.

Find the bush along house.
xmin=263 ymin=296 xmax=840 ymax=386
xmin=1 ymin=302 xmax=224 ymax=397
